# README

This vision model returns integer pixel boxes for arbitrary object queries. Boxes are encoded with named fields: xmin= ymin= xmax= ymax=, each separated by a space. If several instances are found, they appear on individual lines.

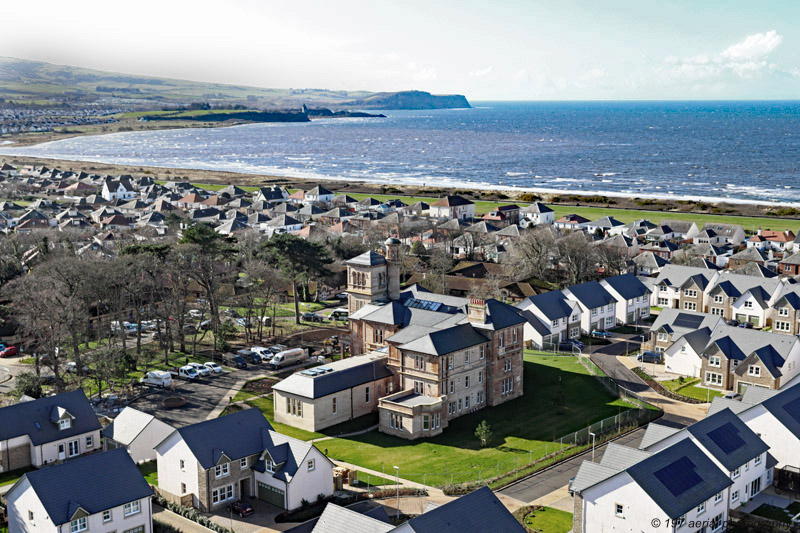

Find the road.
xmin=499 ymin=427 xmax=646 ymax=503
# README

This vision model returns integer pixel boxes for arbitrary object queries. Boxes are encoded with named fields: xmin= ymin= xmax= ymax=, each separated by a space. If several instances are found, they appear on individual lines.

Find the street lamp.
xmin=394 ymin=465 xmax=400 ymax=520
xmin=589 ymin=432 xmax=596 ymax=462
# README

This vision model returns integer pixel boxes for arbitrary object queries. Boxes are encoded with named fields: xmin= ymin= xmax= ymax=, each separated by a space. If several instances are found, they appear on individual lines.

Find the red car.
xmin=0 ymin=346 xmax=19 ymax=358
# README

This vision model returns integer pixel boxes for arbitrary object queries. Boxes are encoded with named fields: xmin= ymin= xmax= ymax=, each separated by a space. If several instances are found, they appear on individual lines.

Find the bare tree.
xmin=557 ymin=233 xmax=599 ymax=286
xmin=508 ymin=227 xmax=557 ymax=282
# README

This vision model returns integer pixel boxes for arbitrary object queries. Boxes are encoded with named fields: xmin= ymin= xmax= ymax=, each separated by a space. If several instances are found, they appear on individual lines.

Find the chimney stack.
xmin=468 ymin=298 xmax=487 ymax=323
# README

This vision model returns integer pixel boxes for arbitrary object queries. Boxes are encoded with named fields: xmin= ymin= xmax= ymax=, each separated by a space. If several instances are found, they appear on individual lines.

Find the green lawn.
xmin=352 ymin=470 xmax=399 ymax=488
xmin=660 ymin=378 xmax=723 ymax=402
xmin=523 ymin=507 xmax=573 ymax=533
xmin=138 ymin=461 xmax=158 ymax=486
xmin=320 ymin=354 xmax=637 ymax=486
xmin=751 ymin=502 xmax=800 ymax=523
xmin=0 ymin=466 xmax=34 ymax=487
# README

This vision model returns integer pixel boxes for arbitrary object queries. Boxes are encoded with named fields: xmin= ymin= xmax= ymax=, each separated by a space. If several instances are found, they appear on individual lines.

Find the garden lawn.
xmin=138 ymin=461 xmax=158 ymax=485
xmin=523 ymin=507 xmax=573 ymax=533
xmin=660 ymin=378 xmax=723 ymax=402
xmin=321 ymin=354 xmax=637 ymax=486
xmin=751 ymin=502 xmax=800 ymax=523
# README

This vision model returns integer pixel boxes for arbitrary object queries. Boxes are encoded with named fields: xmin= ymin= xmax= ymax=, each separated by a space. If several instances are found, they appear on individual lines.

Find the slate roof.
xmin=272 ymin=356 xmax=394 ymax=400
xmin=626 ymin=439 xmax=732 ymax=519
xmin=571 ymin=461 xmax=622 ymax=493
xmin=399 ymin=323 xmax=488 ymax=356
xmin=15 ymin=447 xmax=152 ymax=526
xmin=467 ymin=299 xmax=527 ymax=330
xmin=761 ymin=384 xmax=800 ymax=439
xmin=566 ymin=280 xmax=615 ymax=310
xmin=100 ymin=407 xmax=165 ymax=445
xmin=347 ymin=251 xmax=387 ymax=266
xmin=517 ymin=291 xmax=576 ymax=321
xmin=307 ymin=185 xmax=334 ymax=196
xmin=0 ymin=389 xmax=101 ymax=446
xmin=686 ymin=408 xmax=769 ymax=471
xmin=706 ymin=397 xmax=752 ymax=417
xmin=602 ymin=273 xmax=650 ymax=300
xmin=521 ymin=202 xmax=553 ymax=214
xmin=404 ymin=486 xmax=525 ymax=533
xmin=167 ymin=408 xmax=273 ymax=469
xmin=431 ymin=195 xmax=474 ymax=207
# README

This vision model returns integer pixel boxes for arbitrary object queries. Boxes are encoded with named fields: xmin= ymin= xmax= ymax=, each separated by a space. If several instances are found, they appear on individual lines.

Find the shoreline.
xmin=3 ymin=152 xmax=800 ymax=227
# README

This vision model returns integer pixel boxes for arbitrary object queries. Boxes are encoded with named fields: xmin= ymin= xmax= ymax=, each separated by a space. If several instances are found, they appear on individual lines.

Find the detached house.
xmin=0 ymin=390 xmax=102 ymax=473
xmin=102 ymin=407 xmax=175 ymax=464
xmin=155 ymin=408 xmax=333 ymax=511
xmin=516 ymin=291 xmax=582 ymax=349
xmin=6 ymin=447 xmax=153 ymax=533
xmin=428 ymin=196 xmax=475 ymax=221
xmin=562 ymin=280 xmax=617 ymax=333
xmin=101 ymin=178 xmax=137 ymax=201
xmin=518 ymin=202 xmax=554 ymax=227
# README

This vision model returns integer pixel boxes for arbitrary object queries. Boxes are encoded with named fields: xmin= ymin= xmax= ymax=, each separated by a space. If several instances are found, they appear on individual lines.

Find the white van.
xmin=269 ymin=348 xmax=308 ymax=369
xmin=329 ymin=308 xmax=349 ymax=321
xmin=139 ymin=370 xmax=173 ymax=388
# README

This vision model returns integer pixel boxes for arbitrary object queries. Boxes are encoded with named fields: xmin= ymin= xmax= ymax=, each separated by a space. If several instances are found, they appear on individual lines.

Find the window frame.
xmin=124 ymin=500 xmax=141 ymax=517
xmin=70 ymin=517 xmax=87 ymax=533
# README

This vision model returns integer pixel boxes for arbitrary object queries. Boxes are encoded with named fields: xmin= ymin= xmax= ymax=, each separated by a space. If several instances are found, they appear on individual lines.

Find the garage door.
xmin=257 ymin=482 xmax=285 ymax=508
xmin=737 ymin=382 xmax=750 ymax=395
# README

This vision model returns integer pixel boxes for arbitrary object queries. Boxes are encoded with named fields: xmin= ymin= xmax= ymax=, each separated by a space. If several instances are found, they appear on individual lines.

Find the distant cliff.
xmin=348 ymin=90 xmax=471 ymax=110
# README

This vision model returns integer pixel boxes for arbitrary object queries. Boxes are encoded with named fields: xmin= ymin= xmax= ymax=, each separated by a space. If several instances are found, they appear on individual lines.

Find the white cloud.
xmin=469 ymin=66 xmax=494 ymax=78
xmin=659 ymin=30 xmax=784 ymax=82
xmin=721 ymin=30 xmax=782 ymax=60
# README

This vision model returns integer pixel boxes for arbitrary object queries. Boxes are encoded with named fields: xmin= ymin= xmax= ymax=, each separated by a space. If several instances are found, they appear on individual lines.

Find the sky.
xmin=2 ymin=0 xmax=799 ymax=100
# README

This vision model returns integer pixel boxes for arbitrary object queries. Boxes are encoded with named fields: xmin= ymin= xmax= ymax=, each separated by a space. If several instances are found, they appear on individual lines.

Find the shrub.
xmin=519 ymin=193 xmax=541 ymax=202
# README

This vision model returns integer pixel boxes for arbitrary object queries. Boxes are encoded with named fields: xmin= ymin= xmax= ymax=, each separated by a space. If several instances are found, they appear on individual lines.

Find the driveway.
xmin=498 ymin=427 xmax=647 ymax=503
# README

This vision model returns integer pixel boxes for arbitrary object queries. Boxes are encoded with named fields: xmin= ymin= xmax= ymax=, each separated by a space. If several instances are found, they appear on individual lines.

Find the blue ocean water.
xmin=3 ymin=101 xmax=800 ymax=204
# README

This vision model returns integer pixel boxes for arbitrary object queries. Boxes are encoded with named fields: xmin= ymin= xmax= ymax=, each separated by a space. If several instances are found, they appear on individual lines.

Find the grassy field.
xmin=318 ymin=354 xmax=636 ymax=486
xmin=522 ymin=507 xmax=573 ymax=533
xmin=178 ymin=181 xmax=800 ymax=233
xmin=660 ymin=377 xmax=723 ymax=402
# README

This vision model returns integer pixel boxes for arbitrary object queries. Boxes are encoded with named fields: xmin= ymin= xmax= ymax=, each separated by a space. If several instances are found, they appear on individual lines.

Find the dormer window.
xmin=59 ymin=419 xmax=71 ymax=430
xmin=265 ymin=458 xmax=275 ymax=473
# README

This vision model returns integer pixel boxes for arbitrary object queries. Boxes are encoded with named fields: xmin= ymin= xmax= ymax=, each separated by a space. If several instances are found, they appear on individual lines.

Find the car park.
xmin=224 ymin=354 xmax=248 ymax=369
xmin=227 ymin=500 xmax=254 ymax=517
xmin=204 ymin=362 xmax=223 ymax=374
xmin=637 ymin=351 xmax=663 ymax=364
xmin=591 ymin=330 xmax=612 ymax=338
xmin=237 ymin=349 xmax=261 ymax=365
xmin=0 ymin=346 xmax=19 ymax=358
xmin=187 ymin=362 xmax=211 ymax=377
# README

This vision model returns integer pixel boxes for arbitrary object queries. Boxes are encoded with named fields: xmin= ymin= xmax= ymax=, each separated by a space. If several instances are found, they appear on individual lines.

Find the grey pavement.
xmin=590 ymin=352 xmax=650 ymax=394
xmin=498 ymin=427 xmax=646 ymax=503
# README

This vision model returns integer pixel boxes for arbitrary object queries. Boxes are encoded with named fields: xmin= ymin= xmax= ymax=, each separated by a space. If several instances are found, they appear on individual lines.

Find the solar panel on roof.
xmin=403 ymin=298 xmax=442 ymax=312
xmin=653 ymin=457 xmax=702 ymax=497
xmin=707 ymin=422 xmax=746 ymax=455
xmin=784 ymin=397 xmax=800 ymax=424
xmin=673 ymin=314 xmax=704 ymax=329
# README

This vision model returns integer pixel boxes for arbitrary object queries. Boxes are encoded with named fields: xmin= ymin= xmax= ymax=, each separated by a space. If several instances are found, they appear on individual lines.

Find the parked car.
xmin=227 ymin=500 xmax=254 ymax=517
xmin=204 ymin=362 xmax=223 ymax=374
xmin=335 ymin=292 xmax=348 ymax=300
xmin=591 ymin=330 xmax=612 ymax=338
xmin=188 ymin=309 xmax=203 ymax=319
xmin=251 ymin=346 xmax=271 ymax=358
xmin=236 ymin=349 xmax=261 ymax=364
xmin=558 ymin=342 xmax=578 ymax=352
xmin=223 ymin=308 xmax=239 ymax=317
xmin=187 ymin=362 xmax=211 ymax=377
xmin=301 ymin=312 xmax=324 ymax=323
xmin=727 ymin=319 xmax=740 ymax=327
xmin=329 ymin=308 xmax=349 ymax=321
xmin=0 ymin=346 xmax=19 ymax=358
xmin=199 ymin=320 xmax=212 ymax=331
xmin=269 ymin=348 xmax=308 ymax=369
xmin=738 ymin=322 xmax=754 ymax=329
xmin=268 ymin=344 xmax=288 ymax=354
xmin=724 ymin=392 xmax=743 ymax=401
xmin=568 ymin=477 xmax=576 ymax=496
xmin=637 ymin=351 xmax=663 ymax=364
xmin=169 ymin=366 xmax=200 ymax=381
xmin=236 ymin=318 xmax=254 ymax=327
xmin=225 ymin=354 xmax=247 ymax=369
xmin=65 ymin=362 xmax=89 ymax=374
xmin=140 ymin=370 xmax=173 ymax=388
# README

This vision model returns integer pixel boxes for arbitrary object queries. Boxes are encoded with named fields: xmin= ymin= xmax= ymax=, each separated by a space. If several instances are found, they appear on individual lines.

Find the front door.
xmin=240 ymin=478 xmax=250 ymax=498
xmin=58 ymin=443 xmax=65 ymax=461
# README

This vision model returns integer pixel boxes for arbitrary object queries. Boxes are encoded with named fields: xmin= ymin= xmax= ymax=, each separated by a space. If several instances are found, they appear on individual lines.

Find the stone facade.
xmin=769 ymin=302 xmax=799 ymax=335
xmin=678 ymin=281 xmax=705 ymax=313
xmin=700 ymin=345 xmax=735 ymax=391
xmin=573 ymin=494 xmax=584 ymax=533
xmin=733 ymin=358 xmax=780 ymax=392
xmin=1 ymin=444 xmax=32 ymax=473
xmin=196 ymin=453 xmax=260 ymax=512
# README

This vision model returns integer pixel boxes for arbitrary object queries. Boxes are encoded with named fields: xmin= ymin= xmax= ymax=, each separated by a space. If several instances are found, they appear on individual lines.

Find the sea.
xmin=3 ymin=101 xmax=800 ymax=205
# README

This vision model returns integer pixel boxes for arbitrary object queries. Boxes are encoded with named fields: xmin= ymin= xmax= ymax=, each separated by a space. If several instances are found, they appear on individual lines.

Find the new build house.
xmin=6 ymin=448 xmax=153 ymax=533
xmin=102 ymin=407 xmax=175 ymax=464
xmin=155 ymin=408 xmax=333 ymax=511
xmin=0 ymin=390 xmax=102 ymax=473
